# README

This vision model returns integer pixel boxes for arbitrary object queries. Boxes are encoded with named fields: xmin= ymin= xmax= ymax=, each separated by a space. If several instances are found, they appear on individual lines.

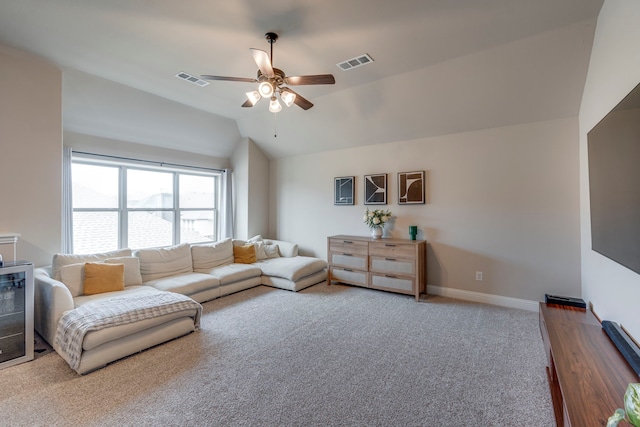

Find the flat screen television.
xmin=588 ymin=82 xmax=640 ymax=274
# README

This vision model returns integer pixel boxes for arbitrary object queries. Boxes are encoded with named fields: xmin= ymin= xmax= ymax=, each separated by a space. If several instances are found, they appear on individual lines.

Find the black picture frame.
xmin=334 ymin=176 xmax=355 ymax=205
xmin=364 ymin=173 xmax=387 ymax=205
xmin=398 ymin=171 xmax=425 ymax=204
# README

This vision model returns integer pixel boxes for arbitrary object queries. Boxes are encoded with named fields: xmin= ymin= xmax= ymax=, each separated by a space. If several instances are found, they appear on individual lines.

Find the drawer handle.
xmin=385 ymin=258 xmax=396 ymax=261
xmin=344 ymin=268 xmax=353 ymax=272
xmin=385 ymin=274 xmax=397 ymax=278
xmin=384 ymin=244 xmax=396 ymax=247
xmin=343 ymin=240 xmax=353 ymax=244
xmin=343 ymin=253 xmax=353 ymax=256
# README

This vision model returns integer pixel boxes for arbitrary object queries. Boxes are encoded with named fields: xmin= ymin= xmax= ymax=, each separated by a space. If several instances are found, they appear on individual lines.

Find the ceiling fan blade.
xmin=285 ymin=74 xmax=335 ymax=85
xmin=241 ymin=99 xmax=254 ymax=108
xmin=250 ymin=48 xmax=274 ymax=78
xmin=200 ymin=75 xmax=257 ymax=83
xmin=283 ymin=87 xmax=314 ymax=110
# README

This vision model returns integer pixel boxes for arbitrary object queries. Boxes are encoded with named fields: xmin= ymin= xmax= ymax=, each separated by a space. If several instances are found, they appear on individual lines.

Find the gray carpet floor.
xmin=0 ymin=283 xmax=554 ymax=426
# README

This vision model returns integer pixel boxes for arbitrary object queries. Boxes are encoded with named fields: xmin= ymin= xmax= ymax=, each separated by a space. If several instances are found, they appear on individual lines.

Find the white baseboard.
xmin=426 ymin=285 xmax=539 ymax=312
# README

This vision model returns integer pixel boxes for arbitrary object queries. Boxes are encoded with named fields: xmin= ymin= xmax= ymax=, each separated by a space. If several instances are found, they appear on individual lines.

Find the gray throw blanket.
xmin=55 ymin=291 xmax=202 ymax=372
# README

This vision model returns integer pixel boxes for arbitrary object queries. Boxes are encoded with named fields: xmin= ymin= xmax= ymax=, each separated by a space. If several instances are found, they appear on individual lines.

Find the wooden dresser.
xmin=539 ymin=303 xmax=638 ymax=427
xmin=327 ymin=235 xmax=426 ymax=301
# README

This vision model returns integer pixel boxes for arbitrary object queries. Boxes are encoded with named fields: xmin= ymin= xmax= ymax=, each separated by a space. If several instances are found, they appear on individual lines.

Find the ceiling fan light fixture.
xmin=281 ymin=90 xmax=296 ymax=107
xmin=258 ymin=81 xmax=274 ymax=98
xmin=245 ymin=90 xmax=261 ymax=106
xmin=269 ymin=96 xmax=282 ymax=113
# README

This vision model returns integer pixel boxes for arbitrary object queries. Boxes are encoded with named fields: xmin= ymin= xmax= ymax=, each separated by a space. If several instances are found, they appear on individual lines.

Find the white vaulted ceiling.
xmin=0 ymin=0 xmax=603 ymax=158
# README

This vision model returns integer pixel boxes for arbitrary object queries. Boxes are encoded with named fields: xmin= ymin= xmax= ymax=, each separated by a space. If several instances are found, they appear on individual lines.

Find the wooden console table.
xmin=539 ymin=303 xmax=638 ymax=427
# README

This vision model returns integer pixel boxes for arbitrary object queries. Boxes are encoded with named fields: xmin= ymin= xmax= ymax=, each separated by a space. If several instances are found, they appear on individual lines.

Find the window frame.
xmin=71 ymin=156 xmax=221 ymax=252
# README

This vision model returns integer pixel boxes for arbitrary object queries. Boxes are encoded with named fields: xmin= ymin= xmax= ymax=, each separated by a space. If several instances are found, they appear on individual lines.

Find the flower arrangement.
xmin=363 ymin=208 xmax=392 ymax=229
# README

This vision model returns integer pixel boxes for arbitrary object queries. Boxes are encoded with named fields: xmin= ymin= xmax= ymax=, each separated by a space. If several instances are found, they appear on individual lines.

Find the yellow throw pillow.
xmin=233 ymin=244 xmax=256 ymax=264
xmin=83 ymin=262 xmax=125 ymax=295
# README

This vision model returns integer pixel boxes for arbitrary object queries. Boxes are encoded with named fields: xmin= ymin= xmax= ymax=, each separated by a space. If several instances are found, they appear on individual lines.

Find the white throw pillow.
xmin=254 ymin=241 xmax=268 ymax=260
xmin=191 ymin=238 xmax=234 ymax=270
xmin=104 ymin=256 xmax=143 ymax=286
xmin=264 ymin=244 xmax=280 ymax=259
xmin=59 ymin=263 xmax=85 ymax=297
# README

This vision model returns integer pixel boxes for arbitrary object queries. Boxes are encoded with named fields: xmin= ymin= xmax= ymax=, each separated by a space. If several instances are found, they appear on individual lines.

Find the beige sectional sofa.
xmin=34 ymin=237 xmax=327 ymax=374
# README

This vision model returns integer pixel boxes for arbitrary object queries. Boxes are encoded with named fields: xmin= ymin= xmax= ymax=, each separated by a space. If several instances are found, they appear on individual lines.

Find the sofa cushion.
xmin=203 ymin=263 xmax=262 ymax=285
xmin=52 ymin=248 xmax=132 ymax=281
xmin=104 ymin=256 xmax=143 ymax=286
xmin=144 ymin=272 xmax=220 ymax=296
xmin=83 ymin=262 xmax=125 ymax=295
xmin=191 ymin=238 xmax=234 ymax=271
xmin=256 ymin=256 xmax=328 ymax=282
xmin=134 ymin=243 xmax=193 ymax=282
xmin=233 ymin=244 xmax=256 ymax=264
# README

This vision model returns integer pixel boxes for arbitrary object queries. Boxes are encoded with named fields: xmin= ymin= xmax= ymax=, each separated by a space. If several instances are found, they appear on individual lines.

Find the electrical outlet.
xmin=475 ymin=271 xmax=483 ymax=281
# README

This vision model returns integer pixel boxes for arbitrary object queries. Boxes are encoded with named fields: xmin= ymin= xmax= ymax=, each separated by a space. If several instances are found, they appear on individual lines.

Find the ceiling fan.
xmin=201 ymin=32 xmax=335 ymax=112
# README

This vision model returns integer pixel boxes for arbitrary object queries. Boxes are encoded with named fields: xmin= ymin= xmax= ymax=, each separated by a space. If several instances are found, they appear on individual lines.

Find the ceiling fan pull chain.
xmin=274 ymin=113 xmax=278 ymax=138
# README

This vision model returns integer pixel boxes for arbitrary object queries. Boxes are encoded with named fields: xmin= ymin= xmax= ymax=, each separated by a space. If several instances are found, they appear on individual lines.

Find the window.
xmin=72 ymin=158 xmax=220 ymax=254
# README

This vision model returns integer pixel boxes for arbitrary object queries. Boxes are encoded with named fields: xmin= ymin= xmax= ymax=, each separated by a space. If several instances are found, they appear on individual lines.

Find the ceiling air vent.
xmin=175 ymin=71 xmax=209 ymax=87
xmin=336 ymin=53 xmax=374 ymax=71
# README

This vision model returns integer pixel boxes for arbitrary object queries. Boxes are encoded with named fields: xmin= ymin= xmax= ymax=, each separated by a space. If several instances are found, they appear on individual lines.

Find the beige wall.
xmin=270 ymin=118 xmax=581 ymax=303
xmin=579 ymin=0 xmax=640 ymax=339
xmin=0 ymin=44 xmax=62 ymax=266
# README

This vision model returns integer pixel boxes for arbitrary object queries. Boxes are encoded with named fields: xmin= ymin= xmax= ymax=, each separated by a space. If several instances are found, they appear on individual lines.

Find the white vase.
xmin=371 ymin=226 xmax=383 ymax=239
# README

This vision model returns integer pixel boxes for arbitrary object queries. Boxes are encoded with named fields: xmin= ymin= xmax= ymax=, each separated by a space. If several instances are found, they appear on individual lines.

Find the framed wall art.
xmin=398 ymin=171 xmax=425 ymax=204
xmin=334 ymin=176 xmax=355 ymax=205
xmin=364 ymin=173 xmax=387 ymax=205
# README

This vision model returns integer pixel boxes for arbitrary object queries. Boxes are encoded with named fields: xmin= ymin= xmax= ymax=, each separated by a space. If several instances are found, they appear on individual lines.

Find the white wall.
xmin=579 ymin=0 xmax=640 ymax=339
xmin=271 ymin=118 xmax=581 ymax=302
xmin=231 ymin=138 xmax=269 ymax=240
xmin=64 ymin=132 xmax=229 ymax=170
xmin=246 ymin=140 xmax=269 ymax=239
xmin=0 ymin=44 xmax=62 ymax=266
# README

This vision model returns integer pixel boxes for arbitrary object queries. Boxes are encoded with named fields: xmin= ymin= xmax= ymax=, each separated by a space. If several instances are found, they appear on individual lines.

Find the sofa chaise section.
xmin=34 ymin=251 xmax=201 ymax=374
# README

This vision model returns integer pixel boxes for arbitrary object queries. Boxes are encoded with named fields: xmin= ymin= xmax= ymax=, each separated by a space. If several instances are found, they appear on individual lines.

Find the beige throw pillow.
xmin=233 ymin=244 xmax=256 ymax=264
xmin=83 ymin=262 xmax=125 ymax=295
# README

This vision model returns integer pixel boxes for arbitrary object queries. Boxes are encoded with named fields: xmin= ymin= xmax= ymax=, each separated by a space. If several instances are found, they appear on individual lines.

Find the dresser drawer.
xmin=369 ymin=243 xmax=415 ymax=259
xmin=370 ymin=274 xmax=414 ymax=294
xmin=370 ymin=256 xmax=415 ymax=276
xmin=330 ymin=267 xmax=368 ymax=287
xmin=330 ymin=252 xmax=368 ymax=270
xmin=329 ymin=238 xmax=369 ymax=256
